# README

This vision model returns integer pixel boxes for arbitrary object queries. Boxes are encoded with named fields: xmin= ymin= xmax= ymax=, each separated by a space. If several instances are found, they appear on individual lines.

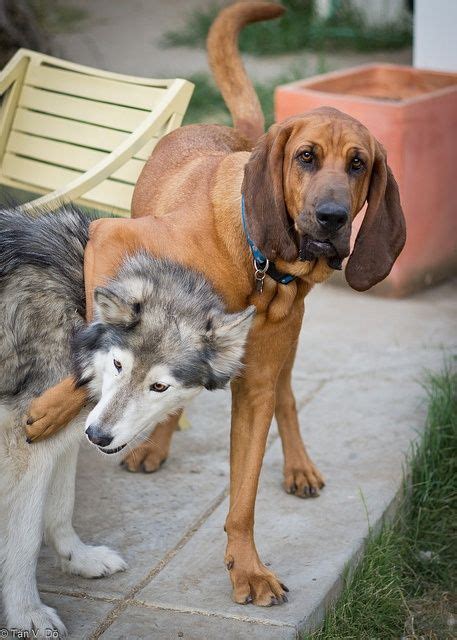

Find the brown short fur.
xmin=26 ymin=1 xmax=406 ymax=606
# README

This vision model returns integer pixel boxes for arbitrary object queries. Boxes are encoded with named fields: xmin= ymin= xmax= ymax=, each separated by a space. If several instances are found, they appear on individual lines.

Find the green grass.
xmin=163 ymin=0 xmax=412 ymax=56
xmin=183 ymin=67 xmax=308 ymax=130
xmin=305 ymin=362 xmax=457 ymax=640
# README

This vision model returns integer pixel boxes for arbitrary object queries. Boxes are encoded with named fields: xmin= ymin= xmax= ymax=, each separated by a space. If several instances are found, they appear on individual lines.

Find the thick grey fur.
xmin=0 ymin=204 xmax=247 ymax=413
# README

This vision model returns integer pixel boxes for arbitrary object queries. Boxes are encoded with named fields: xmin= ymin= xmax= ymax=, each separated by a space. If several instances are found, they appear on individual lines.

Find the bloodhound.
xmin=26 ymin=1 xmax=406 ymax=606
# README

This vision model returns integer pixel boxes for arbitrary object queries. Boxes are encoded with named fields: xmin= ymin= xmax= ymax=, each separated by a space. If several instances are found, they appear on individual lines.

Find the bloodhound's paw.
xmin=121 ymin=440 xmax=168 ymax=473
xmin=225 ymin=546 xmax=288 ymax=607
xmin=283 ymin=454 xmax=325 ymax=498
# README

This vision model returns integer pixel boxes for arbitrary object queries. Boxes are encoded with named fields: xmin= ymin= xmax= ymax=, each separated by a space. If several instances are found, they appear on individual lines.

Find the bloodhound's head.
xmin=241 ymin=106 xmax=406 ymax=291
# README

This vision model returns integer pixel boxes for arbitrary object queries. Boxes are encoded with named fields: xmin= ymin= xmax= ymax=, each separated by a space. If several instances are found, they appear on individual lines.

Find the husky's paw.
xmin=8 ymin=603 xmax=67 ymax=638
xmin=61 ymin=544 xmax=127 ymax=578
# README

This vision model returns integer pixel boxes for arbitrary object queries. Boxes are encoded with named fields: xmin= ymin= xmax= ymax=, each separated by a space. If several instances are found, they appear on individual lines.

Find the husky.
xmin=0 ymin=205 xmax=254 ymax=636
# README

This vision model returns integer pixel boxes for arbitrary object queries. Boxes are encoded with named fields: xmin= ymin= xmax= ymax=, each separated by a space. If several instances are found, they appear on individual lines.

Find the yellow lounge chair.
xmin=0 ymin=49 xmax=193 ymax=430
xmin=0 ymin=48 xmax=193 ymax=215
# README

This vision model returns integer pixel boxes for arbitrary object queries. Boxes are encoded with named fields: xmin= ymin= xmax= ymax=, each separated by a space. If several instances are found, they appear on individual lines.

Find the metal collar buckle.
xmin=253 ymin=257 xmax=269 ymax=294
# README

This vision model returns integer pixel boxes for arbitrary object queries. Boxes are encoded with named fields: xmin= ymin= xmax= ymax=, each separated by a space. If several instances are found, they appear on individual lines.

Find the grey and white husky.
xmin=0 ymin=205 xmax=254 ymax=636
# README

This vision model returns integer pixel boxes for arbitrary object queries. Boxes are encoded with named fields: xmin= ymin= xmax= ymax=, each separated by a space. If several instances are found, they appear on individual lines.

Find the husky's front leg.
xmin=1 ymin=461 xmax=67 ymax=638
xmin=45 ymin=439 xmax=127 ymax=578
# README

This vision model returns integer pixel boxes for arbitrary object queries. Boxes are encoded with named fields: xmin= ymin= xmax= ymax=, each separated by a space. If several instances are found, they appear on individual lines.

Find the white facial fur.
xmin=85 ymin=348 xmax=201 ymax=452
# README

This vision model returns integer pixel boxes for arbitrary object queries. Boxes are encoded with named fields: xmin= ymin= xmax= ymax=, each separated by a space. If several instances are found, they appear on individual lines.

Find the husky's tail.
xmin=207 ymin=1 xmax=284 ymax=145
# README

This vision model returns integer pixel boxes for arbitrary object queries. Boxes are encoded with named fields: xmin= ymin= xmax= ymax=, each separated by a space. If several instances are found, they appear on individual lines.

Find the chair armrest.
xmin=0 ymin=50 xmax=29 ymax=95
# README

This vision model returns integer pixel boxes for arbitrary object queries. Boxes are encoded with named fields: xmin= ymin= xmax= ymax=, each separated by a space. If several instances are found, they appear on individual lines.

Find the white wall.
xmin=414 ymin=0 xmax=457 ymax=71
xmin=315 ymin=0 xmax=405 ymax=24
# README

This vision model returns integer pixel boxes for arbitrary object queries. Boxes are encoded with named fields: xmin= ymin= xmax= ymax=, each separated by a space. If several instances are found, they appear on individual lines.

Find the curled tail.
xmin=207 ymin=1 xmax=284 ymax=145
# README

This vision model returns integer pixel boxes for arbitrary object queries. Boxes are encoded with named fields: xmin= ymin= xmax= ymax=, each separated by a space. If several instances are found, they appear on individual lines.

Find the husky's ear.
xmin=94 ymin=287 xmax=141 ymax=327
xmin=204 ymin=305 xmax=255 ymax=390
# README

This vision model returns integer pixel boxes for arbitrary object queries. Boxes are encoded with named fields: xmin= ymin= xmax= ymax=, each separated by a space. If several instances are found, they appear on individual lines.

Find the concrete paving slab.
xmin=294 ymin=279 xmax=456 ymax=382
xmin=100 ymin=603 xmax=296 ymax=640
xmin=133 ymin=375 xmax=425 ymax=633
xmin=0 ymin=594 xmax=113 ymax=639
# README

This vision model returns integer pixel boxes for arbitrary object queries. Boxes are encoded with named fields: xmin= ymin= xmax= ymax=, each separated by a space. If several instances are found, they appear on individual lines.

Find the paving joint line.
xmin=128 ymin=598 xmax=297 ymax=629
xmin=87 ymin=380 xmax=327 ymax=637
xmin=88 ymin=488 xmax=228 ymax=638
xmin=40 ymin=588 xmax=123 ymax=604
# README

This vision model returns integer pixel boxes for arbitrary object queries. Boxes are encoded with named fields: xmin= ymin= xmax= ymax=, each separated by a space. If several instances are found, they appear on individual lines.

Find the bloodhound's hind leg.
xmin=121 ymin=411 xmax=181 ymax=473
xmin=276 ymin=340 xmax=325 ymax=498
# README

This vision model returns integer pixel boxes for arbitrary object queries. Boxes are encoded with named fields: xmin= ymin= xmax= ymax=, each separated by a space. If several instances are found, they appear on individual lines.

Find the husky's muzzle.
xmin=85 ymin=423 xmax=127 ymax=454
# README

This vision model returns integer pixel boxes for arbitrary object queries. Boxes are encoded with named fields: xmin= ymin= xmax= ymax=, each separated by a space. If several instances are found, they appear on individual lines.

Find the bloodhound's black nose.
xmin=85 ymin=424 xmax=113 ymax=448
xmin=316 ymin=202 xmax=348 ymax=233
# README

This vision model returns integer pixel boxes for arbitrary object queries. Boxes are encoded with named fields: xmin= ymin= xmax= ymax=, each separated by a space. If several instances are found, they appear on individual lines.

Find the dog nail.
xmin=244 ymin=595 xmax=252 ymax=604
xmin=270 ymin=596 xmax=279 ymax=606
xmin=282 ymin=594 xmax=288 ymax=603
xmin=280 ymin=583 xmax=289 ymax=592
xmin=26 ymin=437 xmax=32 ymax=444
xmin=226 ymin=560 xmax=234 ymax=570
xmin=310 ymin=487 xmax=317 ymax=496
xmin=26 ymin=417 xmax=33 ymax=425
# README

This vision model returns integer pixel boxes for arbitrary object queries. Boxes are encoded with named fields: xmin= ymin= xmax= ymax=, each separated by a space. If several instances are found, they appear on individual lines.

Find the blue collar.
xmin=241 ymin=195 xmax=296 ymax=286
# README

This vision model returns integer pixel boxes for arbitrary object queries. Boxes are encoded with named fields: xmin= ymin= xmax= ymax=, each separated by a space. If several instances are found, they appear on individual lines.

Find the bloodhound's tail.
xmin=207 ymin=1 xmax=284 ymax=145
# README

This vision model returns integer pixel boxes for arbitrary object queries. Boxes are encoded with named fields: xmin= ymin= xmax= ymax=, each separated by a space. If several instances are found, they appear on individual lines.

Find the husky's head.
xmin=73 ymin=254 xmax=255 ymax=454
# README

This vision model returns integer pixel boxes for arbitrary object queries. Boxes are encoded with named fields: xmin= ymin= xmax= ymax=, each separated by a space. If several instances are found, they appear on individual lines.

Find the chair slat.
xmin=12 ymin=108 xmax=128 ymax=152
xmin=3 ymin=152 xmax=82 ymax=190
xmin=25 ymin=65 xmax=165 ymax=111
xmin=11 ymin=109 xmax=159 ymax=161
xmin=7 ymin=131 xmax=144 ymax=184
xmin=84 ymin=180 xmax=132 ymax=211
xmin=2 ymin=153 xmax=132 ymax=211
xmin=19 ymin=86 xmax=146 ymax=132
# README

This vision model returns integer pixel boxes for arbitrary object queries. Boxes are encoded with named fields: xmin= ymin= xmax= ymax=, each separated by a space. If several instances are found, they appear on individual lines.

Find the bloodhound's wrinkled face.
xmin=282 ymin=113 xmax=374 ymax=267
xmin=242 ymin=107 xmax=406 ymax=291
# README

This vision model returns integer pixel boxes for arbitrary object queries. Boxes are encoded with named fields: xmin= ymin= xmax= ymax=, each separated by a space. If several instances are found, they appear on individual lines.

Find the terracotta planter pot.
xmin=275 ymin=64 xmax=457 ymax=297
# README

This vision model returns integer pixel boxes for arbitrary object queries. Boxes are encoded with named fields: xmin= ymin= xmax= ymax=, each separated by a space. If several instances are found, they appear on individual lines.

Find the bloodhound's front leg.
xmin=224 ymin=314 xmax=300 ymax=606
xmin=276 ymin=339 xmax=325 ymax=498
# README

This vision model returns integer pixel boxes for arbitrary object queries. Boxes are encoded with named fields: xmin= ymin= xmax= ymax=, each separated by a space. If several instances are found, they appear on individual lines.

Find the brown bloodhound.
xmin=26 ymin=2 xmax=406 ymax=606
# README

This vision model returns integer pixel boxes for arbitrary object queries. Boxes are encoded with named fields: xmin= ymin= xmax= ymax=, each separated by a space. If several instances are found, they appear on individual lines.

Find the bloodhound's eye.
xmin=299 ymin=150 xmax=314 ymax=164
xmin=113 ymin=359 xmax=122 ymax=372
xmin=149 ymin=382 xmax=170 ymax=393
xmin=350 ymin=157 xmax=364 ymax=172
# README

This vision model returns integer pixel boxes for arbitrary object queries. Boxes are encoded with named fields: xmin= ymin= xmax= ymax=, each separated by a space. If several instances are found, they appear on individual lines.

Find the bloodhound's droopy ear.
xmin=241 ymin=123 xmax=298 ymax=263
xmin=346 ymin=141 xmax=406 ymax=291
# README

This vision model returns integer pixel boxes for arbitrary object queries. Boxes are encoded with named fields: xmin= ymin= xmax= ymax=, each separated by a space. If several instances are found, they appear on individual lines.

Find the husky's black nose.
xmin=316 ymin=202 xmax=348 ymax=233
xmin=85 ymin=424 xmax=113 ymax=448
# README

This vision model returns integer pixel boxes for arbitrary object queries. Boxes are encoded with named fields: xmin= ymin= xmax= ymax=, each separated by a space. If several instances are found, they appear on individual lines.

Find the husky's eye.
xmin=149 ymin=382 xmax=169 ymax=393
xmin=113 ymin=359 xmax=122 ymax=372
